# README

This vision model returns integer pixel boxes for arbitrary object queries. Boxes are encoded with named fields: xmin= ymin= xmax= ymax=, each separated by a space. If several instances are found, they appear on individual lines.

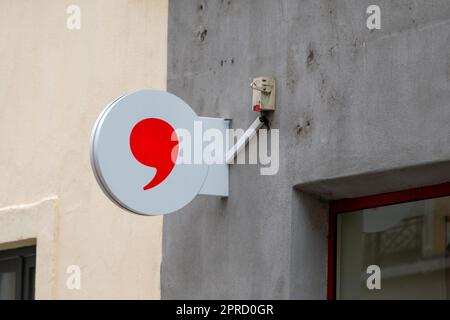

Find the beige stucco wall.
xmin=0 ymin=0 xmax=168 ymax=299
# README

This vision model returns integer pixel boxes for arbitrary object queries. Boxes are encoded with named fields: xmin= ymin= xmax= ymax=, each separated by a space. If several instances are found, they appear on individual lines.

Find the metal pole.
xmin=225 ymin=116 xmax=267 ymax=164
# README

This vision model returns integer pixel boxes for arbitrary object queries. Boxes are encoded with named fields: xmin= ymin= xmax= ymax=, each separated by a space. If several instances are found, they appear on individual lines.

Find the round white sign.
xmin=90 ymin=90 xmax=208 ymax=215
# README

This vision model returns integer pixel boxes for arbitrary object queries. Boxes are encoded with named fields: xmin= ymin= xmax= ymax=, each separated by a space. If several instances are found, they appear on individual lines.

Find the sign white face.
xmin=90 ymin=90 xmax=208 ymax=215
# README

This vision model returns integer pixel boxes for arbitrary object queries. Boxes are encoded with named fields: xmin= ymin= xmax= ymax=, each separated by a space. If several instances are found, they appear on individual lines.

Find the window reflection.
xmin=0 ymin=272 xmax=16 ymax=300
xmin=337 ymin=196 xmax=450 ymax=299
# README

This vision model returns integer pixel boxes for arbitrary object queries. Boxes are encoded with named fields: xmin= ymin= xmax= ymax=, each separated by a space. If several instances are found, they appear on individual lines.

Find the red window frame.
xmin=327 ymin=181 xmax=450 ymax=300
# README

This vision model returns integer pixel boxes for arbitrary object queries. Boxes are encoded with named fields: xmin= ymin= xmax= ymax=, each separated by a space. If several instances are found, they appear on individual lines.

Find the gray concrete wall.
xmin=162 ymin=0 xmax=450 ymax=299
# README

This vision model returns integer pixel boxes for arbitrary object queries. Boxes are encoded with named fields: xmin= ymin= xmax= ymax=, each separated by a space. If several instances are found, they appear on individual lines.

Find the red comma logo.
xmin=129 ymin=118 xmax=179 ymax=190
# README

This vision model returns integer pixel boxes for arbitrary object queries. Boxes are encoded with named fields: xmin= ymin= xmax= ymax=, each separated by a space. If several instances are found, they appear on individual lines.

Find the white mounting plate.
xmin=198 ymin=117 xmax=230 ymax=197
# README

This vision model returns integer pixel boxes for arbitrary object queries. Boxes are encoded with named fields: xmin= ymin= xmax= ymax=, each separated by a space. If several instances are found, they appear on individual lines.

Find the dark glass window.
xmin=0 ymin=246 xmax=36 ymax=300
